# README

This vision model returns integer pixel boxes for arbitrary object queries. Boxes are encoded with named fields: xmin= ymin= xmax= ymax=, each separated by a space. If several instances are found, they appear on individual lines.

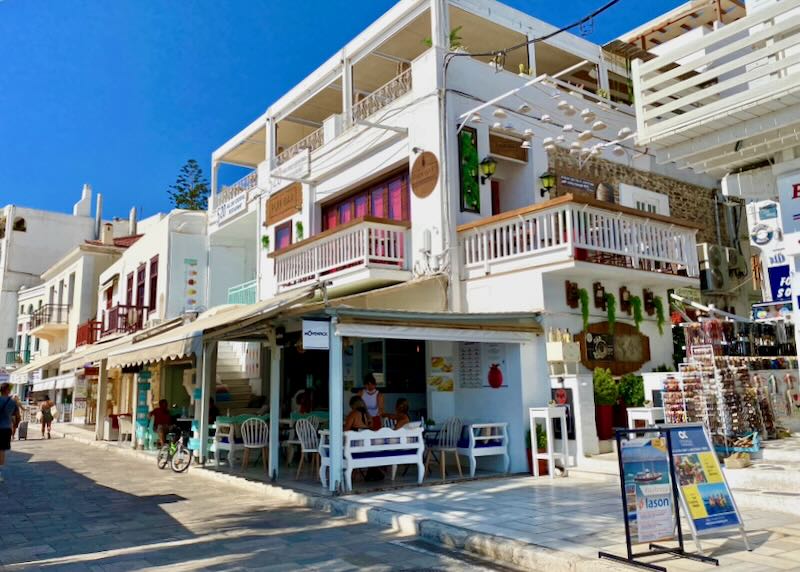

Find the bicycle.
xmin=156 ymin=427 xmax=193 ymax=473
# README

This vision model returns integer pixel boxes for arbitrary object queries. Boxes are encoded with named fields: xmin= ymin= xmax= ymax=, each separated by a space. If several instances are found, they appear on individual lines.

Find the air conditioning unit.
xmin=726 ymin=247 xmax=748 ymax=278
xmin=697 ymin=243 xmax=730 ymax=292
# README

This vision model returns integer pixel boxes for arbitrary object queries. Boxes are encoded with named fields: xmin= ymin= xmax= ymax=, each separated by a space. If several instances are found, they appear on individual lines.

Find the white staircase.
xmin=215 ymin=341 xmax=257 ymax=415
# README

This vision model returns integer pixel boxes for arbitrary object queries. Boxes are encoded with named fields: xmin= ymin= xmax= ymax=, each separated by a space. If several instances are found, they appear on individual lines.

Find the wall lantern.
xmin=539 ymin=171 xmax=556 ymax=197
xmin=479 ymin=156 xmax=497 ymax=184
xmin=593 ymin=282 xmax=606 ymax=310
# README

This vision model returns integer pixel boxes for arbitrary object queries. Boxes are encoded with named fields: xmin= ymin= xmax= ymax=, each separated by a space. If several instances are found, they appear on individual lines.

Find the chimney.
xmin=128 ymin=207 xmax=137 ymax=236
xmin=73 ymin=183 xmax=92 ymax=217
xmin=101 ymin=222 xmax=114 ymax=246
xmin=95 ymin=193 xmax=103 ymax=240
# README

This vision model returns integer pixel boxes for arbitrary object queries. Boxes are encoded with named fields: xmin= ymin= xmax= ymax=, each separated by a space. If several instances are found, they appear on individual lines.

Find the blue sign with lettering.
xmin=768 ymin=264 xmax=792 ymax=301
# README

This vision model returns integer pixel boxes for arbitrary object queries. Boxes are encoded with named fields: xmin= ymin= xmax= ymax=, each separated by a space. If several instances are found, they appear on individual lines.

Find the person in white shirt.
xmin=358 ymin=373 xmax=384 ymax=430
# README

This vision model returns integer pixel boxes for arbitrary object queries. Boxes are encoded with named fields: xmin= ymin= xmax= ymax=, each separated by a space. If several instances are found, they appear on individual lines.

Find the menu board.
xmin=459 ymin=342 xmax=482 ymax=388
xmin=428 ymin=356 xmax=454 ymax=392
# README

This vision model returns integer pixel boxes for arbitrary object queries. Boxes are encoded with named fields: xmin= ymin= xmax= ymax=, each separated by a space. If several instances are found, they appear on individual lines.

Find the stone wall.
xmin=548 ymin=147 xmax=732 ymax=246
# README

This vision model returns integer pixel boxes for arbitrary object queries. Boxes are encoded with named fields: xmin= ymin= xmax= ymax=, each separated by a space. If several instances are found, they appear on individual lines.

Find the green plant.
xmin=619 ymin=373 xmax=645 ymax=407
xmin=423 ymin=26 xmax=464 ymax=50
xmin=630 ymin=295 xmax=643 ymax=332
xmin=596 ymin=88 xmax=610 ymax=99
xmin=525 ymin=425 xmax=548 ymax=450
xmin=593 ymin=367 xmax=618 ymax=406
xmin=652 ymin=364 xmax=673 ymax=372
xmin=579 ymin=288 xmax=590 ymax=331
xmin=261 ymin=235 xmax=270 ymax=250
xmin=295 ymin=221 xmax=304 ymax=241
xmin=605 ymin=292 xmax=616 ymax=333
xmin=425 ymin=418 xmax=435 ymax=427
xmin=168 ymin=159 xmax=209 ymax=210
xmin=654 ymin=296 xmax=666 ymax=335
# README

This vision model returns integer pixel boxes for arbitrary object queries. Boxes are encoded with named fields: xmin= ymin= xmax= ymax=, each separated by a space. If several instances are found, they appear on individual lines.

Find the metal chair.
xmin=294 ymin=419 xmax=320 ymax=479
xmin=425 ymin=416 xmax=463 ymax=480
xmin=240 ymin=418 xmax=269 ymax=473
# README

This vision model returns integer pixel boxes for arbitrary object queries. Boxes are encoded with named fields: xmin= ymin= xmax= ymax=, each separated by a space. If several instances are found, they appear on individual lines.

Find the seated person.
xmin=208 ymin=398 xmax=220 ymax=425
xmin=382 ymin=398 xmax=411 ymax=430
xmin=149 ymin=399 xmax=172 ymax=446
xmin=344 ymin=396 xmax=371 ymax=431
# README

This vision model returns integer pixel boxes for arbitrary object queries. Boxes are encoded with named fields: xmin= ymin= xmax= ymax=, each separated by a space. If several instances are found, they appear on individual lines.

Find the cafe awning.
xmin=107 ymin=289 xmax=315 ymax=368
xmin=13 ymin=351 xmax=67 ymax=376
xmin=33 ymin=373 xmax=75 ymax=392
xmin=59 ymin=335 xmax=136 ymax=372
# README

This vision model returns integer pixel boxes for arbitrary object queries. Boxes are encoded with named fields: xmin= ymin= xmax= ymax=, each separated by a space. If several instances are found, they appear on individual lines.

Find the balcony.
xmin=217 ymin=171 xmax=257 ymax=205
xmin=275 ymin=127 xmax=324 ymax=167
xmin=631 ymin=2 xmax=800 ymax=174
xmin=271 ymin=217 xmax=411 ymax=295
xmin=227 ymin=279 xmax=257 ymax=305
xmin=6 ymin=350 xmax=30 ymax=365
xmin=30 ymin=304 xmax=70 ymax=341
xmin=458 ymin=194 xmax=699 ymax=282
xmin=76 ymin=319 xmax=102 ymax=347
xmin=352 ymin=68 xmax=412 ymax=123
xmin=101 ymin=305 xmax=148 ymax=338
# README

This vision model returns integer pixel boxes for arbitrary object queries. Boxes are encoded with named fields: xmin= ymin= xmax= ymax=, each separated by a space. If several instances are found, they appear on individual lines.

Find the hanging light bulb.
xmin=592 ymin=120 xmax=607 ymax=132
xmin=612 ymin=145 xmax=626 ymax=156
xmin=517 ymin=102 xmax=532 ymax=113
xmin=471 ymin=112 xmax=482 ymax=124
xmin=540 ymin=114 xmax=552 ymax=123
xmin=578 ymin=130 xmax=593 ymax=142
xmin=523 ymin=128 xmax=534 ymax=138
xmin=493 ymin=108 xmax=508 ymax=119
xmin=618 ymin=127 xmax=633 ymax=138
xmin=564 ymin=105 xmax=577 ymax=117
xmin=542 ymin=137 xmax=555 ymax=146
xmin=521 ymin=140 xmax=531 ymax=149
xmin=562 ymin=123 xmax=575 ymax=132
xmin=557 ymin=100 xmax=570 ymax=111
xmin=580 ymin=109 xmax=596 ymax=123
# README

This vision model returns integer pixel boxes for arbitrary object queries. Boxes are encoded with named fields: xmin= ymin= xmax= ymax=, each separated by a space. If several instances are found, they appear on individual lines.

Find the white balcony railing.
xmin=459 ymin=194 xmax=699 ymax=279
xmin=218 ymin=171 xmax=257 ymax=205
xmin=272 ymin=218 xmax=410 ymax=292
xmin=353 ymin=68 xmax=412 ymax=123
xmin=633 ymin=1 xmax=800 ymax=149
xmin=275 ymin=126 xmax=325 ymax=167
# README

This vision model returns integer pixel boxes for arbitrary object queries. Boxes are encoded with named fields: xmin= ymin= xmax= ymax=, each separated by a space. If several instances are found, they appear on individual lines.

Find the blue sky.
xmin=0 ymin=0 xmax=680 ymax=219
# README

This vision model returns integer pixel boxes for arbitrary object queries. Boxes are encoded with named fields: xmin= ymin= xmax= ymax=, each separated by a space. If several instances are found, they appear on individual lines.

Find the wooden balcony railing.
xmin=458 ymin=193 xmax=700 ymax=280
xmin=76 ymin=319 xmax=102 ymax=347
xmin=271 ymin=217 xmax=410 ymax=292
xmin=101 ymin=304 xmax=148 ymax=338
xmin=31 ymin=304 xmax=70 ymax=329
xmin=352 ymin=68 xmax=412 ymax=123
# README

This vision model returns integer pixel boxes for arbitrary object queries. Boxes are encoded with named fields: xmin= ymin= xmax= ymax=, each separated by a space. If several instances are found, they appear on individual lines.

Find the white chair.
xmin=240 ymin=418 xmax=269 ymax=473
xmin=118 ymin=416 xmax=133 ymax=446
xmin=425 ymin=416 xmax=463 ymax=480
xmin=213 ymin=420 xmax=243 ymax=468
xmin=294 ymin=419 xmax=320 ymax=479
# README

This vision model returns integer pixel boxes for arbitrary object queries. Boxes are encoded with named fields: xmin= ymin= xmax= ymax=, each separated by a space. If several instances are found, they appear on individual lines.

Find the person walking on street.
xmin=40 ymin=397 xmax=55 ymax=439
xmin=0 ymin=383 xmax=21 ymax=483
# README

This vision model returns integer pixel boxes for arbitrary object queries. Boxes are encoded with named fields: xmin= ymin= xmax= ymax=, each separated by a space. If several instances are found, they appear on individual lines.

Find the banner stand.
xmin=599 ymin=428 xmax=719 ymax=571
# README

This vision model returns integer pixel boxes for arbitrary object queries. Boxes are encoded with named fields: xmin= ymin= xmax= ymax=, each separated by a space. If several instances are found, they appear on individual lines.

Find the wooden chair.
xmin=425 ymin=416 xmax=463 ymax=480
xmin=240 ymin=418 xmax=268 ymax=473
xmin=294 ymin=419 xmax=320 ymax=479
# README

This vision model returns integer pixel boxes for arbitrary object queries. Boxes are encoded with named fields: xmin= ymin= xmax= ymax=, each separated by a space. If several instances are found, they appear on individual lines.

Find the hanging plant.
xmin=630 ymin=296 xmax=643 ymax=331
xmin=654 ymin=296 xmax=666 ymax=336
xmin=261 ymin=235 xmax=270 ymax=251
xmin=605 ymin=292 xmax=616 ymax=333
xmin=295 ymin=221 xmax=304 ymax=241
xmin=579 ymin=288 xmax=590 ymax=331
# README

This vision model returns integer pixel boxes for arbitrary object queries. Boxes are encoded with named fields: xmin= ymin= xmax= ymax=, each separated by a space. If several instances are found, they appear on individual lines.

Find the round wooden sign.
xmin=410 ymin=151 xmax=439 ymax=199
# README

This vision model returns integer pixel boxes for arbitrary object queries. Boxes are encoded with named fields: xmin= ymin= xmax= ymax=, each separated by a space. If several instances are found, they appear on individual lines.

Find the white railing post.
xmin=362 ymin=225 xmax=370 ymax=268
xmin=565 ymin=205 xmax=574 ymax=256
xmin=481 ymin=230 xmax=490 ymax=276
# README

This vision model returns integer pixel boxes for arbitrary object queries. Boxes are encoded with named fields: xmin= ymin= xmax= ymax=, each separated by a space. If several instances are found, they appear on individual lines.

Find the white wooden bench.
xmin=319 ymin=426 xmax=425 ymax=491
xmin=457 ymin=422 xmax=510 ymax=478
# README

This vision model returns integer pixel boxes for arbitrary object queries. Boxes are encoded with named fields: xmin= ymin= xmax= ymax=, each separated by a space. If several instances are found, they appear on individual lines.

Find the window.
xmin=126 ymin=272 xmax=134 ymax=305
xmin=619 ymin=184 xmax=670 ymax=216
xmin=275 ymin=221 xmax=292 ymax=251
xmin=136 ymin=265 xmax=146 ymax=307
xmin=105 ymin=286 xmax=114 ymax=310
xmin=12 ymin=217 xmax=26 ymax=232
xmin=34 ymin=337 xmax=40 ymax=352
xmin=26 ymin=304 xmax=33 ymax=315
xmin=19 ymin=305 xmax=23 ymax=314
xmin=67 ymin=273 xmax=76 ymax=307
xmin=321 ymin=171 xmax=410 ymax=231
xmin=6 ymin=338 xmax=13 ymax=349
xmin=149 ymin=256 xmax=159 ymax=312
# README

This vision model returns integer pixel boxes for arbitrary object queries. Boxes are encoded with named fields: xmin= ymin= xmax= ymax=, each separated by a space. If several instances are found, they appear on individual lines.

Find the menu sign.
xmin=411 ymin=152 xmax=439 ymax=199
xmin=267 ymin=182 xmax=303 ymax=226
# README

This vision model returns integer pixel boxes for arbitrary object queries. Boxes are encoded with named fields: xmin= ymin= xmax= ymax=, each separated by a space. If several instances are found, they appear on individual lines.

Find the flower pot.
xmin=595 ymin=404 xmax=614 ymax=440
xmin=613 ymin=404 xmax=628 ymax=430
xmin=526 ymin=447 xmax=549 ymax=476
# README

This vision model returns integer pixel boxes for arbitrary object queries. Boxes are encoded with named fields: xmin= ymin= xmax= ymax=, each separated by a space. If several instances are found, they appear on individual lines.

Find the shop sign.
xmin=778 ymin=172 xmax=800 ymax=235
xmin=267 ymin=182 xmax=303 ymax=226
xmin=667 ymin=425 xmax=742 ymax=533
xmin=215 ymin=192 xmax=247 ymax=224
xmin=429 ymin=356 xmax=455 ymax=392
xmin=559 ymin=175 xmax=596 ymax=193
xmin=576 ymin=321 xmax=650 ymax=376
xmin=752 ymin=300 xmax=793 ymax=321
xmin=620 ymin=437 xmax=675 ymax=543
xmin=302 ymin=320 xmax=329 ymax=350
xmin=410 ymin=151 xmax=439 ymax=199
xmin=489 ymin=133 xmax=528 ymax=162
xmin=768 ymin=264 xmax=792 ymax=301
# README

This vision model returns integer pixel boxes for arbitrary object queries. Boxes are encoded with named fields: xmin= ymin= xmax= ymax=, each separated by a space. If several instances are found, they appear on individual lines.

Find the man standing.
xmin=0 ymin=383 xmax=21 ymax=483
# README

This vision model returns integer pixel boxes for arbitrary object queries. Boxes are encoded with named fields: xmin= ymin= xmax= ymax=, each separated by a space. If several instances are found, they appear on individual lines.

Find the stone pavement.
xmin=0 ymin=436 xmax=511 ymax=571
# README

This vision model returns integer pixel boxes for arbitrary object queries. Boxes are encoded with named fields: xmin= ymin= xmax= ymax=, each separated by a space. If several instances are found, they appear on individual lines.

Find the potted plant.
xmin=525 ymin=424 xmax=549 ymax=476
xmin=617 ymin=373 xmax=645 ymax=427
xmin=261 ymin=235 xmax=270 ymax=251
xmin=593 ymin=367 xmax=618 ymax=440
xmin=295 ymin=221 xmax=304 ymax=241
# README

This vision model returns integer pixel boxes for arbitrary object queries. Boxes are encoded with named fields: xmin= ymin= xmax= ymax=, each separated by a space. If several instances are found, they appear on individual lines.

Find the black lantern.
xmin=479 ymin=156 xmax=497 ymax=184
xmin=539 ymin=171 xmax=556 ymax=197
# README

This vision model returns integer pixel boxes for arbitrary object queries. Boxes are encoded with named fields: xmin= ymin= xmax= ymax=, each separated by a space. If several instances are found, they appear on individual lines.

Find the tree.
xmin=168 ymin=159 xmax=209 ymax=210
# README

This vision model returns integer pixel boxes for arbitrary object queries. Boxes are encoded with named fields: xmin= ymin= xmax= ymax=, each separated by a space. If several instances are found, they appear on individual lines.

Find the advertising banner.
xmin=302 ymin=320 xmax=330 ymax=350
xmin=778 ymin=172 xmax=800 ymax=236
xmin=668 ymin=425 xmax=741 ymax=533
xmin=620 ymin=437 xmax=675 ymax=543
xmin=768 ymin=265 xmax=792 ymax=301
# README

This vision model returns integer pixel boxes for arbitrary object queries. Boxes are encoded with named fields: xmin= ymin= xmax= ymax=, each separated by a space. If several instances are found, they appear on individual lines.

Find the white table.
xmin=529 ymin=407 xmax=569 ymax=479
xmin=627 ymin=407 xmax=665 ymax=429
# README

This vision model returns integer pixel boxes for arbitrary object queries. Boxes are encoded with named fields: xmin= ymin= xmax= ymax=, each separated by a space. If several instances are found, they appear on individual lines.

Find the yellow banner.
xmin=682 ymin=485 xmax=708 ymax=519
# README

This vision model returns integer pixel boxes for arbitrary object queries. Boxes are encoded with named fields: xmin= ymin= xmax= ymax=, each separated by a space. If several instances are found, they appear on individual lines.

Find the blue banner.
xmin=768 ymin=264 xmax=792 ymax=301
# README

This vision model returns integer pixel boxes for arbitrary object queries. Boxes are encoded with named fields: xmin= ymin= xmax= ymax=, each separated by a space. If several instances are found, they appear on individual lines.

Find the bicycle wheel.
xmin=170 ymin=445 xmax=192 ymax=473
xmin=156 ymin=446 xmax=171 ymax=470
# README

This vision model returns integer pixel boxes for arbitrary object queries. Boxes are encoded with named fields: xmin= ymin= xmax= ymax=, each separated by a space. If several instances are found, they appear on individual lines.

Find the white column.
xmin=431 ymin=0 xmax=450 ymax=49
xmin=94 ymin=358 xmax=108 ymax=440
xmin=198 ymin=341 xmax=217 ymax=463
xmin=266 ymin=118 xmax=274 ymax=164
xmin=268 ymin=341 xmax=281 ymax=479
xmin=209 ymin=161 xmax=219 ymax=212
xmin=597 ymin=57 xmax=610 ymax=96
xmin=342 ymin=55 xmax=354 ymax=127
xmin=328 ymin=318 xmax=344 ymax=492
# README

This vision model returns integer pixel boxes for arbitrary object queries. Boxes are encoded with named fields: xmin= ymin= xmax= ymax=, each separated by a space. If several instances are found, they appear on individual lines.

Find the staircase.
xmin=215 ymin=341 xmax=257 ymax=415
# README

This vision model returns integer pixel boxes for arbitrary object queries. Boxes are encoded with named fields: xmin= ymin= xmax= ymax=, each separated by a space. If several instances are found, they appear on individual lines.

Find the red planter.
xmin=526 ymin=448 xmax=549 ymax=476
xmin=595 ymin=404 xmax=615 ymax=440
xmin=613 ymin=404 xmax=628 ymax=430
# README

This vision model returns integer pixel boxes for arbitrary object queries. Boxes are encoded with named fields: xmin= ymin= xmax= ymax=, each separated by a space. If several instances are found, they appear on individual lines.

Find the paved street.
xmin=0 ymin=436 xmax=510 ymax=572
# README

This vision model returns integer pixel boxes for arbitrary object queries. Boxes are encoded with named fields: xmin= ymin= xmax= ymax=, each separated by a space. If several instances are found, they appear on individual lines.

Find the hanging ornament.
xmin=493 ymin=108 xmax=508 ymax=119
xmin=580 ymin=109 xmax=596 ymax=123
xmin=578 ymin=130 xmax=593 ymax=142
xmin=517 ymin=102 xmax=531 ymax=113
xmin=617 ymin=126 xmax=633 ymax=138
xmin=540 ymin=114 xmax=552 ymax=123
xmin=592 ymin=120 xmax=607 ymax=132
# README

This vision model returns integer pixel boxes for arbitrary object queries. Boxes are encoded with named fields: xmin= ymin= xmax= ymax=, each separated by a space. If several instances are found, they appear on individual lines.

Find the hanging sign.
xmin=216 ymin=192 xmax=247 ymax=224
xmin=768 ymin=264 xmax=792 ymax=301
xmin=667 ymin=425 xmax=743 ymax=533
xmin=411 ymin=152 xmax=439 ymax=199
xmin=302 ymin=320 xmax=330 ymax=350
xmin=267 ymin=182 xmax=303 ymax=226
